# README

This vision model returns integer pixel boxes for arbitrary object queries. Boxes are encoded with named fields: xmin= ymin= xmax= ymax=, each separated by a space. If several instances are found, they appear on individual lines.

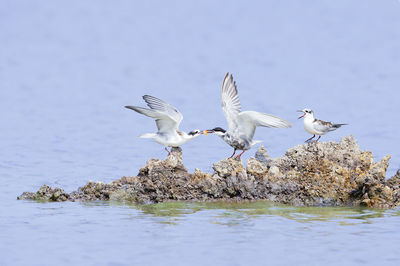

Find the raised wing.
xmin=221 ymin=73 xmax=241 ymax=131
xmin=125 ymin=95 xmax=183 ymax=135
xmin=237 ymin=111 xmax=292 ymax=141
xmin=124 ymin=106 xmax=179 ymax=135
xmin=142 ymin=95 xmax=183 ymax=125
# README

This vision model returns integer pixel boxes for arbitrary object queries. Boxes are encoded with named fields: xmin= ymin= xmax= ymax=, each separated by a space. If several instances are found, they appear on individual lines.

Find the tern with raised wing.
xmin=205 ymin=73 xmax=292 ymax=159
xmin=297 ymin=108 xmax=347 ymax=143
xmin=125 ymin=95 xmax=203 ymax=154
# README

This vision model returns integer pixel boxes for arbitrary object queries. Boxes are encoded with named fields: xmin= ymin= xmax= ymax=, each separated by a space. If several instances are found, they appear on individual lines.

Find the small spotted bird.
xmin=297 ymin=108 xmax=347 ymax=143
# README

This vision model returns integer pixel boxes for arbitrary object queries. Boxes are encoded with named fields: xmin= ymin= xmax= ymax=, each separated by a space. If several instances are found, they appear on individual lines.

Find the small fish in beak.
xmin=203 ymin=130 xmax=214 ymax=135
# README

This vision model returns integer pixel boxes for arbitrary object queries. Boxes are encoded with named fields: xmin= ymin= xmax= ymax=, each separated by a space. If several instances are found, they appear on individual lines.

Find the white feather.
xmin=125 ymin=95 xmax=201 ymax=148
xmin=221 ymin=73 xmax=241 ymax=131
xmin=139 ymin=133 xmax=156 ymax=138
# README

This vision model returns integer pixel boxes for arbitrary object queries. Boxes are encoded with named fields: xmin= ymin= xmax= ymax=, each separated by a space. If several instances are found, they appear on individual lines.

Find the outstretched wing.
xmin=125 ymin=95 xmax=183 ymax=135
xmin=237 ymin=111 xmax=292 ymax=141
xmin=142 ymin=95 xmax=183 ymax=125
xmin=221 ymin=73 xmax=241 ymax=131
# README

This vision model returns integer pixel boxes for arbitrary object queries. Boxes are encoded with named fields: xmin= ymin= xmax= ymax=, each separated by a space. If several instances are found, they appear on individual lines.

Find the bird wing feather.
xmin=313 ymin=119 xmax=335 ymax=133
xmin=237 ymin=111 xmax=292 ymax=140
xmin=125 ymin=106 xmax=179 ymax=135
xmin=142 ymin=95 xmax=183 ymax=126
xmin=221 ymin=73 xmax=241 ymax=131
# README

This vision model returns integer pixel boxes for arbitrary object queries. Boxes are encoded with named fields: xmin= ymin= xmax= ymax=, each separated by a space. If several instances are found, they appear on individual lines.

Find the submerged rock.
xmin=18 ymin=135 xmax=400 ymax=208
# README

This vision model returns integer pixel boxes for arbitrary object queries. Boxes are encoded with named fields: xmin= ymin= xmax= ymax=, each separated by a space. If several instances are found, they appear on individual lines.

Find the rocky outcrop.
xmin=386 ymin=169 xmax=400 ymax=208
xmin=18 ymin=185 xmax=70 ymax=202
xmin=18 ymin=135 xmax=400 ymax=208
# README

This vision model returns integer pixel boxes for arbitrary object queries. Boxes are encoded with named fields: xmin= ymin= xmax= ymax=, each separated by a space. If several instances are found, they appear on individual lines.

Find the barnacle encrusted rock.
xmin=18 ymin=185 xmax=69 ymax=202
xmin=18 ymin=135 xmax=400 ymax=208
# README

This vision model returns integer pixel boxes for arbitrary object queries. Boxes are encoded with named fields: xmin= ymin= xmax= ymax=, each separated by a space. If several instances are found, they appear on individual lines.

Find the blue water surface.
xmin=1 ymin=0 xmax=400 ymax=265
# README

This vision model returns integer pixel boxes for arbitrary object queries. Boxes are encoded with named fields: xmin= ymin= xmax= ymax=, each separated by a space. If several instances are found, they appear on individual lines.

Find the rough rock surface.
xmin=18 ymin=136 xmax=400 ymax=208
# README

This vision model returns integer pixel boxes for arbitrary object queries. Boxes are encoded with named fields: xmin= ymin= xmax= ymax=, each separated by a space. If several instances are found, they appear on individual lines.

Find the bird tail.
xmin=139 ymin=133 xmax=156 ymax=138
xmin=332 ymin=123 xmax=348 ymax=129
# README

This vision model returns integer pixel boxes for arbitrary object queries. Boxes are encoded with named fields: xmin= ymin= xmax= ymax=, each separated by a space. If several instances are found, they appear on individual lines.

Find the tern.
xmin=206 ymin=73 xmax=292 ymax=159
xmin=297 ymin=108 xmax=347 ymax=143
xmin=125 ymin=95 xmax=203 ymax=154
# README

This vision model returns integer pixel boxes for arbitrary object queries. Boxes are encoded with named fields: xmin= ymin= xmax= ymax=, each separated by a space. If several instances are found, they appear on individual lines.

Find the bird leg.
xmin=171 ymin=147 xmax=182 ymax=153
xmin=235 ymin=150 xmax=246 ymax=160
xmin=313 ymin=136 xmax=321 ymax=143
xmin=229 ymin=149 xmax=237 ymax=159
xmin=305 ymin=135 xmax=316 ymax=143
xmin=164 ymin=147 xmax=171 ymax=156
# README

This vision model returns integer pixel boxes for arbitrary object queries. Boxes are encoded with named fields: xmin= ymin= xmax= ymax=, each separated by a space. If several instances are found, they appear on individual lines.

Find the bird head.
xmin=297 ymin=108 xmax=313 ymax=119
xmin=188 ymin=129 xmax=203 ymax=137
xmin=204 ymin=127 xmax=226 ymax=136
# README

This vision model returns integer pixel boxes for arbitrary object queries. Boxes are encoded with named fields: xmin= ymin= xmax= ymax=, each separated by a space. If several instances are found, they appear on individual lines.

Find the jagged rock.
xmin=17 ymin=185 xmax=69 ymax=201
xmin=247 ymin=157 xmax=269 ymax=177
xmin=254 ymin=146 xmax=272 ymax=164
xmin=386 ymin=169 xmax=400 ymax=207
xmin=386 ymin=169 xmax=400 ymax=190
xmin=212 ymin=158 xmax=246 ymax=178
xmin=18 ymin=135 xmax=400 ymax=208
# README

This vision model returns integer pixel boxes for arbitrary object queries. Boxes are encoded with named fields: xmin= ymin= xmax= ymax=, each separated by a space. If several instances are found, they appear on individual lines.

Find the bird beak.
xmin=203 ymin=130 xmax=214 ymax=135
xmin=297 ymin=110 xmax=305 ymax=119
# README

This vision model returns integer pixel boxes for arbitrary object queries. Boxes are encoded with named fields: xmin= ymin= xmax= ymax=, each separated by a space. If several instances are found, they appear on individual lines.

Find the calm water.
xmin=1 ymin=0 xmax=400 ymax=265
